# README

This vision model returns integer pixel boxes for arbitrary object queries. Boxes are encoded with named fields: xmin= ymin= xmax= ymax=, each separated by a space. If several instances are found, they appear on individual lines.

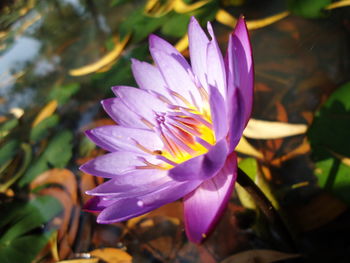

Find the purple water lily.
xmin=80 ymin=16 xmax=253 ymax=243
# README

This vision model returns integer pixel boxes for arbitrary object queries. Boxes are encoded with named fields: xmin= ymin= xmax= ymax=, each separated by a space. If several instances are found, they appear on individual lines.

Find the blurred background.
xmin=0 ymin=0 xmax=350 ymax=262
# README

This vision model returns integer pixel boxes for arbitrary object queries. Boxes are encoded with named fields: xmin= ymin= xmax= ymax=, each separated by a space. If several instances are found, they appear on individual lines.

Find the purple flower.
xmin=80 ymin=16 xmax=253 ymax=243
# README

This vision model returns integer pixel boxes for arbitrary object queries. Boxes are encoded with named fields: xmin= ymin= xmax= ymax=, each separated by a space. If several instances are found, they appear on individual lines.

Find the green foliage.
xmin=48 ymin=83 xmax=80 ymax=105
xmin=161 ymin=13 xmax=190 ymax=37
xmin=119 ymin=8 xmax=168 ymax=42
xmin=315 ymin=158 xmax=350 ymax=204
xmin=309 ymin=82 xmax=350 ymax=203
xmin=308 ymin=82 xmax=350 ymax=160
xmin=30 ymin=115 xmax=60 ymax=142
xmin=19 ymin=130 xmax=73 ymax=187
xmin=0 ymin=196 xmax=62 ymax=263
xmin=0 ymin=140 xmax=19 ymax=168
xmin=288 ymin=0 xmax=331 ymax=18
xmin=0 ymin=118 xmax=18 ymax=139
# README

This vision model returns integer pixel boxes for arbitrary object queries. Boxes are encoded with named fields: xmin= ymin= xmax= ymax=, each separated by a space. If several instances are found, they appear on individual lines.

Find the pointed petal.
xmin=112 ymin=86 xmax=168 ymax=125
xmin=206 ymin=22 xmax=227 ymax=100
xmin=97 ymin=178 xmax=202 ymax=223
xmin=208 ymin=85 xmax=228 ymax=141
xmin=184 ymin=152 xmax=237 ymax=243
xmin=85 ymin=125 xmax=162 ymax=153
xmin=101 ymin=98 xmax=146 ymax=129
xmin=86 ymin=169 xmax=171 ymax=197
xmin=149 ymin=34 xmax=190 ymax=71
xmin=226 ymin=17 xmax=254 ymax=150
xmin=188 ymin=16 xmax=209 ymax=91
xmin=169 ymin=139 xmax=228 ymax=181
xmin=131 ymin=59 xmax=174 ymax=101
xmin=83 ymin=196 xmax=117 ymax=212
xmin=80 ymin=151 xmax=158 ymax=178
xmin=151 ymin=48 xmax=202 ymax=107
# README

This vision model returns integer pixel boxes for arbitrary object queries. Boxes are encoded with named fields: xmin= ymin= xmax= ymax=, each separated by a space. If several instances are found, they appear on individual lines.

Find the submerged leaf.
xmin=221 ymin=249 xmax=299 ymax=263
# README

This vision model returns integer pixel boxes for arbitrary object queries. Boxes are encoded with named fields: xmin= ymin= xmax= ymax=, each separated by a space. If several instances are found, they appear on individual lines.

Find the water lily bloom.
xmin=80 ymin=16 xmax=253 ymax=243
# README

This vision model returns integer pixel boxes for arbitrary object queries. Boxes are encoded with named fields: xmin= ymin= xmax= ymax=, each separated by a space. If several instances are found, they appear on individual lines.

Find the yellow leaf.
xmin=243 ymin=119 xmax=307 ymax=139
xmin=215 ymin=9 xmax=289 ymax=30
xmin=32 ymin=100 xmax=58 ymax=127
xmin=144 ymin=0 xmax=174 ymax=17
xmin=246 ymin=11 xmax=290 ymax=30
xmin=173 ymin=0 xmax=210 ymax=13
xmin=235 ymin=137 xmax=263 ymax=159
xmin=90 ymin=248 xmax=132 ymax=263
xmin=221 ymin=249 xmax=299 ymax=263
xmin=69 ymin=34 xmax=131 ymax=76
xmin=215 ymin=9 xmax=238 ymax=28
xmin=325 ymin=0 xmax=350 ymax=10
xmin=174 ymin=33 xmax=188 ymax=52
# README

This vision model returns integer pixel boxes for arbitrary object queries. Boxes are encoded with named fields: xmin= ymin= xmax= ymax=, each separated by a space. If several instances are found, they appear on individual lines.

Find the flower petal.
xmin=184 ymin=152 xmax=237 ymax=243
xmin=169 ymin=139 xmax=228 ymax=181
xmin=97 ymin=178 xmax=202 ymax=223
xmin=131 ymin=58 xmax=174 ymax=101
xmin=206 ymin=22 xmax=227 ymax=100
xmin=188 ymin=16 xmax=209 ymax=91
xmin=149 ymin=34 xmax=190 ymax=71
xmin=80 ymin=151 xmax=158 ymax=178
xmin=151 ymin=48 xmax=202 ymax=108
xmin=101 ymin=98 xmax=146 ymax=129
xmin=86 ymin=169 xmax=171 ymax=197
xmin=85 ymin=125 xmax=162 ymax=153
xmin=112 ymin=86 xmax=169 ymax=125
xmin=83 ymin=196 xmax=117 ymax=212
xmin=226 ymin=16 xmax=253 ymax=151
xmin=208 ymin=85 xmax=228 ymax=141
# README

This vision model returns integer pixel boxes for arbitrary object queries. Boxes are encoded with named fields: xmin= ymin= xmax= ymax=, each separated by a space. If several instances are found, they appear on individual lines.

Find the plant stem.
xmin=236 ymin=168 xmax=296 ymax=251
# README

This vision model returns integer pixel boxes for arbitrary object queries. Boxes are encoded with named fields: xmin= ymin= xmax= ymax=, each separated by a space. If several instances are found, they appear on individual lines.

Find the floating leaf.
xmin=244 ymin=119 xmax=307 ymax=139
xmin=161 ymin=13 xmax=190 ymax=37
xmin=221 ymin=249 xmax=299 ymax=263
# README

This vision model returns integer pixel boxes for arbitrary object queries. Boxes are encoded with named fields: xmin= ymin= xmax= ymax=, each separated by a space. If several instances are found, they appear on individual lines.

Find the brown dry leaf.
xmin=255 ymin=82 xmax=272 ymax=92
xmin=31 ymin=169 xmax=78 ymax=204
xmin=90 ymin=247 xmax=132 ymax=263
xmin=288 ymin=192 xmax=347 ymax=232
xmin=221 ymin=249 xmax=299 ymax=263
xmin=270 ymin=139 xmax=310 ymax=166
xmin=243 ymin=119 xmax=307 ymax=139
xmin=32 ymin=100 xmax=58 ymax=127
xmin=69 ymin=34 xmax=131 ymax=76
